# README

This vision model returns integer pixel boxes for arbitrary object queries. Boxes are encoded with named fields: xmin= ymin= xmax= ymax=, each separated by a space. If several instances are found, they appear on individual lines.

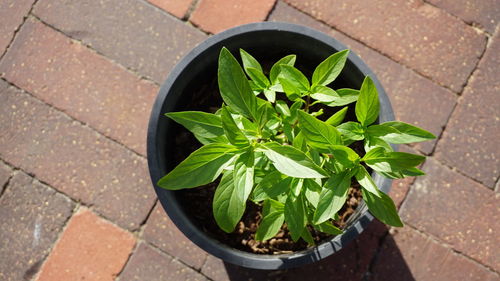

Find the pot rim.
xmin=147 ymin=21 xmax=395 ymax=270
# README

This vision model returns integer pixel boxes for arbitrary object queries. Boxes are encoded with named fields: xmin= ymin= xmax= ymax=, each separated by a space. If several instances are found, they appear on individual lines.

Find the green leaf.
xmin=212 ymin=173 xmax=236 ymax=232
xmin=279 ymin=77 xmax=302 ymax=101
xmin=263 ymin=89 xmax=276 ymax=103
xmin=355 ymin=166 xmax=381 ymax=197
xmin=218 ymin=48 xmax=258 ymax=120
xmin=292 ymin=131 xmax=307 ymax=151
xmin=325 ymin=107 xmax=348 ymax=126
xmin=310 ymin=85 xmax=339 ymax=103
xmin=313 ymin=170 xmax=352 ymax=224
xmin=290 ymin=178 xmax=304 ymax=198
xmin=285 ymin=194 xmax=307 ymax=241
xmin=363 ymin=151 xmax=426 ymax=173
xmin=252 ymin=171 xmax=289 ymax=202
xmin=364 ymin=135 xmax=393 ymax=152
xmin=355 ymin=76 xmax=379 ymax=126
xmin=329 ymin=145 xmax=360 ymax=170
xmin=165 ymin=111 xmax=226 ymax=145
xmin=337 ymin=121 xmax=365 ymax=142
xmin=312 ymin=50 xmax=349 ymax=86
xmin=378 ymin=167 xmax=425 ymax=179
xmin=325 ymin=88 xmax=359 ymax=107
xmin=232 ymin=113 xmax=258 ymax=137
xmin=314 ymin=221 xmax=343 ymax=235
xmin=240 ymin=48 xmax=262 ymax=73
xmin=362 ymin=188 xmax=403 ymax=227
xmin=270 ymin=54 xmax=297 ymax=85
xmin=233 ymin=151 xmax=255 ymax=200
xmin=247 ymin=67 xmax=270 ymax=89
xmin=290 ymin=99 xmax=304 ymax=118
xmin=255 ymin=101 xmax=269 ymax=130
xmin=402 ymin=167 xmax=426 ymax=176
xmin=304 ymin=179 xmax=322 ymax=207
xmin=259 ymin=142 xmax=328 ymax=178
xmin=278 ymin=65 xmax=310 ymax=93
xmin=213 ymin=151 xmax=254 ymax=233
xmin=255 ymin=211 xmax=285 ymax=241
xmin=275 ymin=100 xmax=291 ymax=117
xmin=366 ymin=125 xmax=400 ymax=141
xmin=283 ymin=122 xmax=294 ymax=143
xmin=297 ymin=111 xmax=342 ymax=153
xmin=262 ymin=199 xmax=285 ymax=216
xmin=362 ymin=147 xmax=385 ymax=161
xmin=301 ymin=227 xmax=315 ymax=245
xmin=158 ymin=143 xmax=237 ymax=190
xmin=378 ymin=121 xmax=436 ymax=143
xmin=221 ymin=107 xmax=249 ymax=147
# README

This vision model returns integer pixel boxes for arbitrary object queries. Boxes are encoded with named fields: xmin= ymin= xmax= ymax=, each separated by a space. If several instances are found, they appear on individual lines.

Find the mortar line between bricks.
xmin=28 ymin=14 xmax=162 ymax=87
xmin=30 ymin=203 xmax=80 ymax=281
xmin=403 ymin=223 xmax=500 ymax=276
xmin=199 ymin=253 xmax=210 ymax=276
xmin=362 ymin=228 xmax=391 ymax=280
xmin=264 ymin=0 xmax=280 ymax=21
xmin=143 ymin=240 xmax=214 ymax=280
xmin=12 ymin=187 xmax=212 ymax=281
xmin=1 ymin=77 xmax=147 ymax=162
xmin=0 ymin=82 xmax=159 ymax=230
xmin=134 ymin=0 xmax=190 ymax=24
xmin=428 ymin=31 xmax=492 ymax=167
xmin=281 ymin=1 xmax=481 ymax=94
xmin=136 ymin=199 xmax=159 ymax=235
xmin=0 ymin=158 xmax=148 ymax=234
xmin=0 ymin=0 xmax=41 ymax=62
xmin=0 ymin=157 xmax=83 ymax=208
xmin=426 ymin=155 xmax=493 ymax=191
xmin=0 ymin=172 xmax=14 ymax=201
xmin=185 ymin=0 xmax=202 ymax=21
xmin=114 ymin=238 xmax=141 ymax=281
xmin=421 ymin=0 xmax=492 ymax=37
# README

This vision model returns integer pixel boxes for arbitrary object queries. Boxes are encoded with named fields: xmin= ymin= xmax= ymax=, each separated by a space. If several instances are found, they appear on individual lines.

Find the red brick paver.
xmin=269 ymin=1 xmax=457 ymax=154
xmin=427 ymin=0 xmax=500 ymax=34
xmin=0 ymin=0 xmax=498 ymax=279
xmin=0 ymin=172 xmax=74 ymax=281
xmin=33 ymin=0 xmax=206 ymax=83
xmin=284 ymin=0 xmax=487 ymax=92
xmin=401 ymin=158 xmax=500 ymax=271
xmin=0 ymin=0 xmax=35 ymax=56
xmin=190 ymin=0 xmax=276 ymax=34
xmin=0 ymin=18 xmax=158 ymax=156
xmin=119 ymin=242 xmax=207 ymax=281
xmin=0 ymin=81 xmax=156 ymax=230
xmin=36 ymin=209 xmax=135 ymax=281
xmin=435 ymin=30 xmax=500 ymax=188
xmin=143 ymin=204 xmax=208 ymax=269
xmin=147 ymin=0 xmax=193 ymax=19
xmin=372 ymin=227 xmax=498 ymax=281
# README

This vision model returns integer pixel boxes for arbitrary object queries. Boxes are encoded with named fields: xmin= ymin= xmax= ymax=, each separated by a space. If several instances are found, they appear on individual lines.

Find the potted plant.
xmin=147 ymin=22 xmax=435 ymax=270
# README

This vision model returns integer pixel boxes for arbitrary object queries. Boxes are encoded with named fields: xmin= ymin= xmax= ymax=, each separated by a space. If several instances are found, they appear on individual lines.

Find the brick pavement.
xmin=0 ymin=0 xmax=498 ymax=280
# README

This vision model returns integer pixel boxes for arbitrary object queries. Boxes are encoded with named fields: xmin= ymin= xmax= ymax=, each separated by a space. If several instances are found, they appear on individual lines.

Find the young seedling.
xmin=158 ymin=47 xmax=435 ymax=244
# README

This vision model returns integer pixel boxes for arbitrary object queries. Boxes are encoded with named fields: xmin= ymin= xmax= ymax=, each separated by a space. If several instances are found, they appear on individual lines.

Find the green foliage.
xmin=158 ymin=47 xmax=435 ymax=242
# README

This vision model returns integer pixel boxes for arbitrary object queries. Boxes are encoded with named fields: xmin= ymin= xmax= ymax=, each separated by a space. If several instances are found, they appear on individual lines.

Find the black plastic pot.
xmin=147 ymin=22 xmax=395 ymax=270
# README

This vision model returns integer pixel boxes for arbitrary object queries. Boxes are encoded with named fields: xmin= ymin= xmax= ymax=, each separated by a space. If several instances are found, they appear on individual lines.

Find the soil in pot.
xmin=169 ymin=54 xmax=368 ymax=255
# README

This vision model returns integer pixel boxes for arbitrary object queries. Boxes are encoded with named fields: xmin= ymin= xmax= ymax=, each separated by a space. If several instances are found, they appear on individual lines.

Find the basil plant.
xmin=158 ymin=47 xmax=435 ymax=244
